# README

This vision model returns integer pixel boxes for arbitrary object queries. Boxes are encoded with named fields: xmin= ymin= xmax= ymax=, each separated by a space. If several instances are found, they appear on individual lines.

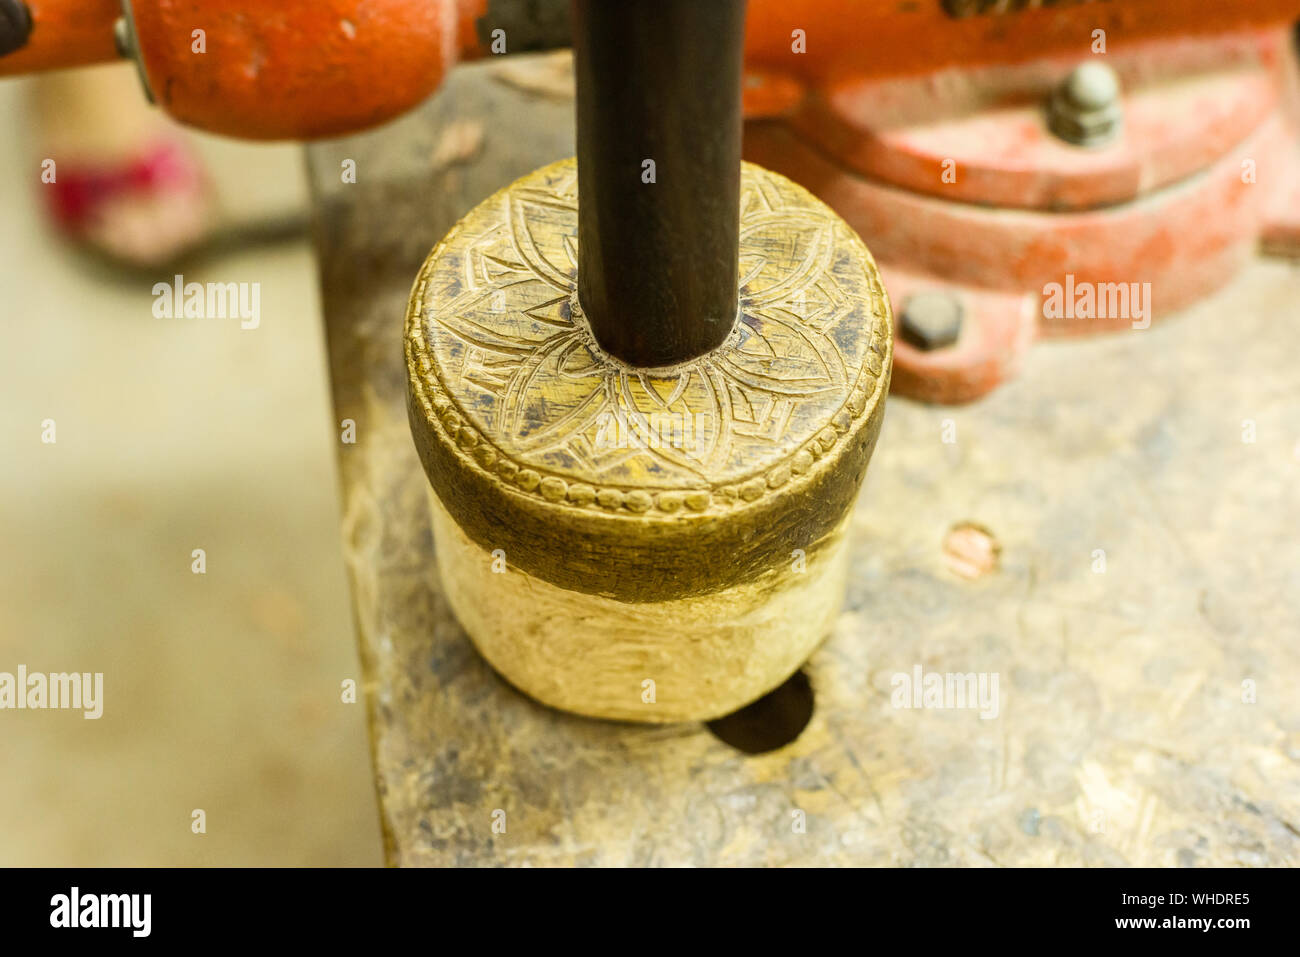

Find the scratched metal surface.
xmin=308 ymin=54 xmax=1300 ymax=866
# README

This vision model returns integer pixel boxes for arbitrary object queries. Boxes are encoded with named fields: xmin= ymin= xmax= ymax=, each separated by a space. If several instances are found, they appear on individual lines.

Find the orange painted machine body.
xmin=6 ymin=1 xmax=1300 ymax=139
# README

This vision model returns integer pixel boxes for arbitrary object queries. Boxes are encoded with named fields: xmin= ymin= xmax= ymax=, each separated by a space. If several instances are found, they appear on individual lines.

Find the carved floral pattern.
xmin=407 ymin=160 xmax=890 ymax=514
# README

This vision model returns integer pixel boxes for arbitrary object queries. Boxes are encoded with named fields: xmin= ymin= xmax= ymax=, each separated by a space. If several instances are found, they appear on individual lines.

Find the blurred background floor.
xmin=0 ymin=66 xmax=383 ymax=866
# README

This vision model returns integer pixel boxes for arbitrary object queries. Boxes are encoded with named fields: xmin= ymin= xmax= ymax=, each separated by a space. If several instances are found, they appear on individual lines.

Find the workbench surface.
xmin=308 ymin=55 xmax=1300 ymax=867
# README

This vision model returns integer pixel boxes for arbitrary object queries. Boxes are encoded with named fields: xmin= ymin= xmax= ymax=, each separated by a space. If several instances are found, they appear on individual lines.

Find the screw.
xmin=943 ymin=522 xmax=1000 ymax=581
xmin=113 ymin=2 xmax=156 ymax=104
xmin=900 ymin=291 xmax=963 ymax=351
xmin=113 ymin=16 xmax=133 ymax=59
xmin=1048 ymin=62 xmax=1122 ymax=148
xmin=0 ymin=0 xmax=32 ymax=59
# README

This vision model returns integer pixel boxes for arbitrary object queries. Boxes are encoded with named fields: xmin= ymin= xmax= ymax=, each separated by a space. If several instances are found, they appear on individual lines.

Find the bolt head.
xmin=900 ymin=291 xmax=963 ymax=351
xmin=1049 ymin=62 xmax=1123 ymax=148
xmin=1064 ymin=62 xmax=1120 ymax=111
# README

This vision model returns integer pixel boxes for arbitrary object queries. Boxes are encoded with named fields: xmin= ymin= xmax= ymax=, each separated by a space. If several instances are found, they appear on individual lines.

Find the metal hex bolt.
xmin=1049 ymin=62 xmax=1122 ymax=148
xmin=900 ymin=291 xmax=963 ymax=351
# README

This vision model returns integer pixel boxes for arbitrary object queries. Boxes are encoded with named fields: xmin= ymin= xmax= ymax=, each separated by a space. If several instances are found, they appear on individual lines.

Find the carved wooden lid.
xmin=406 ymin=159 xmax=891 ymax=602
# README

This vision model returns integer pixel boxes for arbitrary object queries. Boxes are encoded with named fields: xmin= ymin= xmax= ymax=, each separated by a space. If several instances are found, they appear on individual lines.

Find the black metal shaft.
xmin=573 ymin=0 xmax=745 ymax=368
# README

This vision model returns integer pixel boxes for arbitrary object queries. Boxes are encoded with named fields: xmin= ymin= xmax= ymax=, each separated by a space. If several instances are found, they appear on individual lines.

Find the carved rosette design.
xmin=406 ymin=159 xmax=891 ymax=517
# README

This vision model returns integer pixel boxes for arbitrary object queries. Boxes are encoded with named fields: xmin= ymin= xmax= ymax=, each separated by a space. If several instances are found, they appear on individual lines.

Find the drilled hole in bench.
xmin=706 ymin=670 xmax=814 ymax=754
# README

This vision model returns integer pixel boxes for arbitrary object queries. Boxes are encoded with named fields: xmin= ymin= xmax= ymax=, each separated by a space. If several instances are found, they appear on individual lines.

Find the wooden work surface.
xmin=307 ymin=54 xmax=1300 ymax=867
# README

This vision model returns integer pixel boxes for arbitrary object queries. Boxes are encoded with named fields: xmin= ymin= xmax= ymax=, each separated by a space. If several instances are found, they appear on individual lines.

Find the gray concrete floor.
xmin=0 ymin=69 xmax=382 ymax=865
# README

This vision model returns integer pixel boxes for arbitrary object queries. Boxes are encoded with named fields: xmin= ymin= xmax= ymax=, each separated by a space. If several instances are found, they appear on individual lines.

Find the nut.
xmin=1048 ymin=62 xmax=1122 ymax=148
xmin=900 ymin=291 xmax=963 ymax=351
